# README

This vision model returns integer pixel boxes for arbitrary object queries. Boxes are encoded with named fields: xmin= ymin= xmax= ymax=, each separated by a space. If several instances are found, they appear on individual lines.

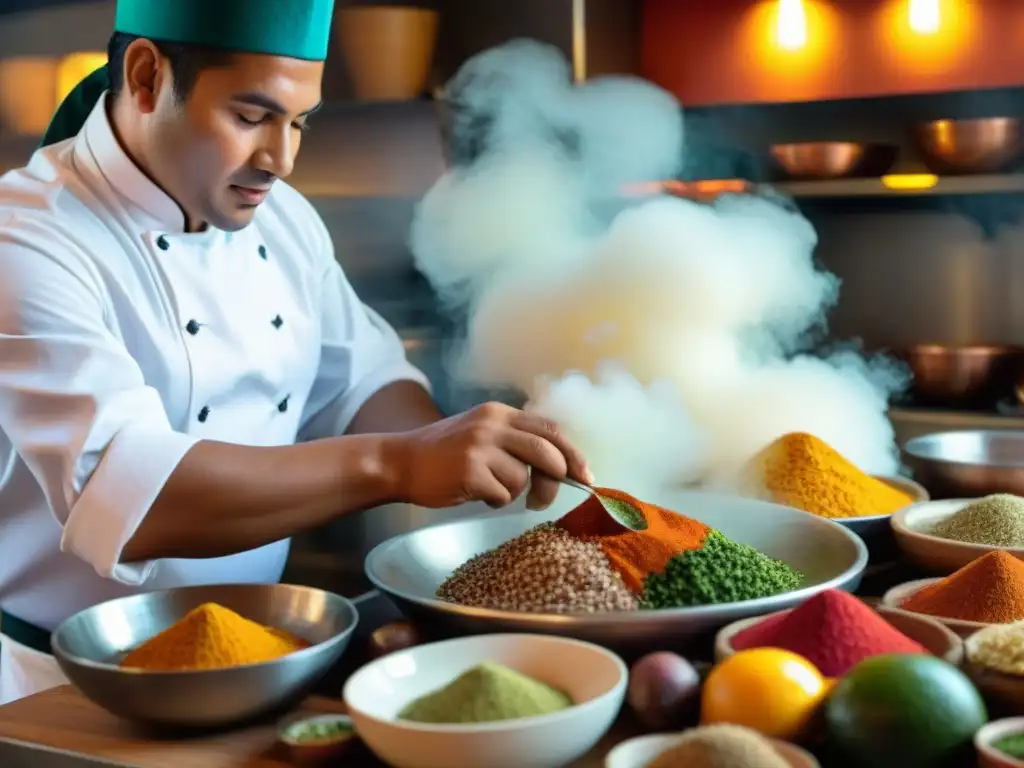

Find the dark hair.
xmin=106 ymin=32 xmax=234 ymax=101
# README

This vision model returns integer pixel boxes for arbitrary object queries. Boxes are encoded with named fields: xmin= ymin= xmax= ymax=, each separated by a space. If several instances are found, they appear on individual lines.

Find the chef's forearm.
xmin=120 ymin=434 xmax=404 ymax=562
xmin=346 ymin=380 xmax=444 ymax=434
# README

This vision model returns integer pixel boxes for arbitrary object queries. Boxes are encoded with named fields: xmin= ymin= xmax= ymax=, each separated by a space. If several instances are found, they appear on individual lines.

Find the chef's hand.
xmin=391 ymin=402 xmax=592 ymax=511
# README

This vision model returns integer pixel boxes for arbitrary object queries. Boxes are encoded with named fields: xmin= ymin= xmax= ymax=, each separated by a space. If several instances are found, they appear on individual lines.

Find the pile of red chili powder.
xmin=730 ymin=589 xmax=926 ymax=677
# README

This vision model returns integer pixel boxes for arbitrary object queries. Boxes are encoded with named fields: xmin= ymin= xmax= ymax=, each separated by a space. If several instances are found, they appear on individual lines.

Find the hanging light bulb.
xmin=909 ymin=0 xmax=941 ymax=34
xmin=776 ymin=0 xmax=808 ymax=50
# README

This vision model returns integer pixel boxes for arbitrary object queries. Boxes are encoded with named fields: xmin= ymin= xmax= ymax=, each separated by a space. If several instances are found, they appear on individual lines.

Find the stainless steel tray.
xmin=365 ymin=489 xmax=869 ymax=652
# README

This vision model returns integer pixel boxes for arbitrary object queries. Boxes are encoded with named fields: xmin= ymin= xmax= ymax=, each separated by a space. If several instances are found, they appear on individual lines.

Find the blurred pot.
xmin=337 ymin=7 xmax=439 ymax=101
xmin=769 ymin=142 xmax=897 ymax=180
xmin=901 ymin=344 xmax=1024 ymax=408
xmin=911 ymin=118 xmax=1022 ymax=175
xmin=904 ymin=430 xmax=1024 ymax=499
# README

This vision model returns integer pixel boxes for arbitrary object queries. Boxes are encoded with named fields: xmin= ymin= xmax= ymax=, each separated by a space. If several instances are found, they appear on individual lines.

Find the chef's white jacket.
xmin=0 ymin=95 xmax=429 ymax=703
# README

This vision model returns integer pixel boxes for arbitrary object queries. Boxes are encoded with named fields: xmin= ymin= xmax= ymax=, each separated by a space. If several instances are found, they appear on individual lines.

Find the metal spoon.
xmin=560 ymin=477 xmax=646 ymax=531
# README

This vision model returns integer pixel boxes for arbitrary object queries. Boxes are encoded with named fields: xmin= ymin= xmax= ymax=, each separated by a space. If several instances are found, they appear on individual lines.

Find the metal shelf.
xmin=773 ymin=173 xmax=1024 ymax=199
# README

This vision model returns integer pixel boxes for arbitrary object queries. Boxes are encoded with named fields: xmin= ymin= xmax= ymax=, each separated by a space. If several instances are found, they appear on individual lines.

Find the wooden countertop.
xmin=0 ymin=685 xmax=635 ymax=767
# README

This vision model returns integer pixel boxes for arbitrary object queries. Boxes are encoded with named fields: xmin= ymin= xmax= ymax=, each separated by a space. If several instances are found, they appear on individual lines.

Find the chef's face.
xmin=146 ymin=50 xmax=324 ymax=232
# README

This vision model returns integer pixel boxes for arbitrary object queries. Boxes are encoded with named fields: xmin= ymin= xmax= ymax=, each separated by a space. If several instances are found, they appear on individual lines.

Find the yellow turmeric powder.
xmin=750 ymin=432 xmax=913 ymax=519
xmin=120 ymin=603 xmax=310 ymax=672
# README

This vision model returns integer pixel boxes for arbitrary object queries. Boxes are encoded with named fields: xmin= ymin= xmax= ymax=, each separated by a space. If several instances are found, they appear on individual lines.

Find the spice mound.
xmin=646 ymin=724 xmax=788 ymax=768
xmin=642 ymin=531 xmax=802 ymax=609
xmin=731 ymin=589 xmax=925 ymax=677
xmin=120 ymin=602 xmax=310 ymax=672
xmin=398 ymin=662 xmax=572 ymax=724
xmin=436 ymin=523 xmax=639 ymax=613
xmin=558 ymin=488 xmax=711 ymax=592
xmin=901 ymin=551 xmax=1024 ymax=624
xmin=930 ymin=494 xmax=1024 ymax=547
xmin=750 ymin=432 xmax=912 ymax=519
xmin=966 ymin=619 xmax=1024 ymax=676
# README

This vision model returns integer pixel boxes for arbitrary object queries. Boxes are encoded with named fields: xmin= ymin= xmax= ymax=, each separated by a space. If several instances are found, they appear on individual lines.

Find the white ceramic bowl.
xmin=343 ymin=633 xmax=627 ymax=768
xmin=891 ymin=498 xmax=1024 ymax=573
xmin=975 ymin=717 xmax=1024 ymax=768
xmin=882 ymin=577 xmax=995 ymax=638
xmin=605 ymin=732 xmax=820 ymax=768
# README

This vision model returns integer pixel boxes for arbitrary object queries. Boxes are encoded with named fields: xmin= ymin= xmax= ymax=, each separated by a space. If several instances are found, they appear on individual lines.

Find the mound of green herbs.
xmin=641 ymin=530 xmax=803 ymax=609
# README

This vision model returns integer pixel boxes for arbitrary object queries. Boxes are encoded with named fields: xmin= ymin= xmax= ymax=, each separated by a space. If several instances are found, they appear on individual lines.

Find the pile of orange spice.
xmin=901 ymin=551 xmax=1024 ymax=624
xmin=556 ymin=487 xmax=710 ymax=593
xmin=120 ymin=603 xmax=310 ymax=672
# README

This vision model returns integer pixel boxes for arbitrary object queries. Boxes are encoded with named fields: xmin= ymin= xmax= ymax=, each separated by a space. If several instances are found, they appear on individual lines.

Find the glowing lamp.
xmin=881 ymin=173 xmax=939 ymax=191
xmin=909 ymin=0 xmax=941 ymax=34
xmin=776 ymin=0 xmax=808 ymax=51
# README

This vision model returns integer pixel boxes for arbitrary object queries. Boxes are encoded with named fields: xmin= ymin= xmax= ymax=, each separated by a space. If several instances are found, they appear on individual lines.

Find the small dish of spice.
xmin=975 ymin=717 xmax=1024 ymax=768
xmin=605 ymin=727 xmax=820 ymax=768
xmin=965 ymin=621 xmax=1024 ymax=714
xmin=891 ymin=497 xmax=1024 ymax=573
xmin=882 ymin=551 xmax=1024 ymax=638
xmin=279 ymin=714 xmax=358 ymax=764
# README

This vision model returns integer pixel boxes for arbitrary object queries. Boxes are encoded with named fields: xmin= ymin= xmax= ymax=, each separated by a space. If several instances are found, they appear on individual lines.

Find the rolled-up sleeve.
xmin=0 ymin=235 xmax=199 ymax=585
xmin=298 ymin=261 xmax=431 ymax=441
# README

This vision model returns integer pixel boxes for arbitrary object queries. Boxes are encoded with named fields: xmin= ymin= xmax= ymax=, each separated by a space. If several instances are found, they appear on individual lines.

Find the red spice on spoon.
xmin=730 ymin=590 xmax=926 ymax=677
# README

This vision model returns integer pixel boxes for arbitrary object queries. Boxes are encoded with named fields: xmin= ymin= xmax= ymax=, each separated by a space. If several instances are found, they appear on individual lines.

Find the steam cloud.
xmin=410 ymin=40 xmax=907 ymax=499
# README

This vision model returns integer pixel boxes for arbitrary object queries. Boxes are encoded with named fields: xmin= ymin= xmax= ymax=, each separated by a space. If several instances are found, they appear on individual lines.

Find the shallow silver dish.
xmin=52 ymin=584 xmax=357 ymax=728
xmin=904 ymin=429 xmax=1024 ymax=498
xmin=365 ymin=489 xmax=868 ymax=652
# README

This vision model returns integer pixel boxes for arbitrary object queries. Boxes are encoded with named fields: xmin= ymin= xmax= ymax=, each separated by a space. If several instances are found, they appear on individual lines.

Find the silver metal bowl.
xmin=911 ymin=117 xmax=1022 ymax=175
xmin=903 ymin=430 xmax=1024 ymax=498
xmin=51 ymin=584 xmax=358 ymax=728
xmin=364 ymin=490 xmax=867 ymax=653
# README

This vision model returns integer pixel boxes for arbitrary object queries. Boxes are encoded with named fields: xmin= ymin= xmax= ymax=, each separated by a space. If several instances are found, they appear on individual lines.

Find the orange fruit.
xmin=701 ymin=648 xmax=830 ymax=739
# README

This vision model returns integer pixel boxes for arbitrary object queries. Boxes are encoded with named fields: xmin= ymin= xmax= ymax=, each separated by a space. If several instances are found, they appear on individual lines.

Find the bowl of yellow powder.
xmin=343 ymin=633 xmax=627 ymax=768
xmin=51 ymin=584 xmax=358 ymax=728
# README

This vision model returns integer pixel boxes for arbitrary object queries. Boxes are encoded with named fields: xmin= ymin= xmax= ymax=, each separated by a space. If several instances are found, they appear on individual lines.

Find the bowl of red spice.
xmin=881 ymin=551 xmax=1024 ymax=638
xmin=713 ymin=590 xmax=962 ymax=676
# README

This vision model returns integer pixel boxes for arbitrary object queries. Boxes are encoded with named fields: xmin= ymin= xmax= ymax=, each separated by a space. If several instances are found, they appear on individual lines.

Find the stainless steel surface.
xmin=904 ymin=430 xmax=1024 ymax=498
xmin=911 ymin=117 xmax=1022 ymax=175
xmin=51 ymin=584 xmax=357 ymax=729
xmin=769 ymin=142 xmax=868 ymax=180
xmin=901 ymin=344 xmax=1024 ymax=408
xmin=365 ymin=490 xmax=868 ymax=652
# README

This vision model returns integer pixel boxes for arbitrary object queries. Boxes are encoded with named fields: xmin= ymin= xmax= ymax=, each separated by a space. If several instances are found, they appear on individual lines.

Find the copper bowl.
xmin=901 ymin=344 xmax=1024 ymax=408
xmin=769 ymin=142 xmax=867 ymax=180
xmin=911 ymin=118 xmax=1022 ymax=175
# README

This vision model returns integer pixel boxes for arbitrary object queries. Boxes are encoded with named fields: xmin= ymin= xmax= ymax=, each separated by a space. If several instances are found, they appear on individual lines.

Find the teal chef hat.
xmin=40 ymin=0 xmax=336 ymax=148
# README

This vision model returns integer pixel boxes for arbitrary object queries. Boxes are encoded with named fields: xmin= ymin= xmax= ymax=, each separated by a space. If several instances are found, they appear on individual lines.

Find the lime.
xmin=825 ymin=654 xmax=987 ymax=768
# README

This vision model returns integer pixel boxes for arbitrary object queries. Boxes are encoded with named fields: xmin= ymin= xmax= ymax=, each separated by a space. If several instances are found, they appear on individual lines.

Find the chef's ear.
xmin=120 ymin=38 xmax=164 ymax=113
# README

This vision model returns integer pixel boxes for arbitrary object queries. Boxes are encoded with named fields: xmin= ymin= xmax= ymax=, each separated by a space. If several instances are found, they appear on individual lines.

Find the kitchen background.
xmin=1 ymin=0 xmax=1022 ymax=594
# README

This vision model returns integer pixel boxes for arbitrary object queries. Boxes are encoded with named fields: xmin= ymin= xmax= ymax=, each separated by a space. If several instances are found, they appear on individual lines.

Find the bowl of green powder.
xmin=342 ymin=633 xmax=627 ymax=768
xmin=892 ymin=496 xmax=1024 ymax=573
xmin=975 ymin=717 xmax=1024 ymax=767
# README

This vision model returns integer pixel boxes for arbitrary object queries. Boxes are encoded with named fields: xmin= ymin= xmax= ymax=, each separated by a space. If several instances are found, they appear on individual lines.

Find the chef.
xmin=0 ymin=0 xmax=592 ymax=704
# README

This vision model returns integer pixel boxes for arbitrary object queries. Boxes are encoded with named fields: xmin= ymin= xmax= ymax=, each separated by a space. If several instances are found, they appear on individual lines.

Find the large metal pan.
xmin=364 ymin=489 xmax=868 ymax=653
xmin=904 ymin=430 xmax=1024 ymax=499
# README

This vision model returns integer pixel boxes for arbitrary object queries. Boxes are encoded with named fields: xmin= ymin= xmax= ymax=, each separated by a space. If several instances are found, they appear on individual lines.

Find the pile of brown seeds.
xmin=436 ymin=523 xmax=639 ymax=614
